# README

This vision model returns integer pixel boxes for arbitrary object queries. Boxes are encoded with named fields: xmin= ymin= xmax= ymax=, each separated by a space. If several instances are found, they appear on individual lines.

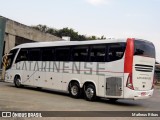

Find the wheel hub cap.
xmin=71 ymin=86 xmax=78 ymax=96
xmin=86 ymin=88 xmax=94 ymax=99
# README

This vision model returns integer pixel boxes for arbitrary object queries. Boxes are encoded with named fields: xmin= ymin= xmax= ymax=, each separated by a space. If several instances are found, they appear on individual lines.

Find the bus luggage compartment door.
xmin=106 ymin=77 xmax=122 ymax=96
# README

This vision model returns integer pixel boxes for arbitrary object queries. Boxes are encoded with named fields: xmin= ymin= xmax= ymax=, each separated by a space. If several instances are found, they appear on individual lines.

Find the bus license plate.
xmin=141 ymin=92 xmax=146 ymax=96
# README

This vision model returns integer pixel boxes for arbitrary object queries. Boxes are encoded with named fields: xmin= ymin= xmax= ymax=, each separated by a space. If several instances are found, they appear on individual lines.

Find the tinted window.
xmin=29 ymin=49 xmax=41 ymax=61
xmin=72 ymin=46 xmax=89 ymax=62
xmin=55 ymin=47 xmax=70 ymax=61
xmin=15 ymin=49 xmax=28 ymax=63
xmin=42 ymin=47 xmax=55 ymax=61
xmin=89 ymin=45 xmax=106 ymax=62
xmin=108 ymin=43 xmax=126 ymax=62
xmin=134 ymin=40 xmax=155 ymax=58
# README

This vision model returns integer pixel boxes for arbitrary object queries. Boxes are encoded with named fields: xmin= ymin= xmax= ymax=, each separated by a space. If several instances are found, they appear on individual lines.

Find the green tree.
xmin=32 ymin=24 xmax=49 ymax=32
xmin=31 ymin=24 xmax=106 ymax=41
xmin=57 ymin=28 xmax=79 ymax=41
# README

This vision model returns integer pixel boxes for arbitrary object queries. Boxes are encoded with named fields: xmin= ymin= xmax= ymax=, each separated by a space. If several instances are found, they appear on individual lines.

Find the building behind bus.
xmin=0 ymin=16 xmax=62 ymax=70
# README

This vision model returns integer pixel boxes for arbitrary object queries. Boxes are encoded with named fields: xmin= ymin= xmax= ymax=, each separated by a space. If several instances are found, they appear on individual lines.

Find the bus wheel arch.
xmin=83 ymin=82 xmax=97 ymax=101
xmin=14 ymin=74 xmax=23 ymax=88
xmin=68 ymin=80 xmax=81 ymax=98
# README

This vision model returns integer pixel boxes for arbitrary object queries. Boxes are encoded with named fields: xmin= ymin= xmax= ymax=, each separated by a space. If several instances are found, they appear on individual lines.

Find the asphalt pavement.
xmin=0 ymin=81 xmax=160 ymax=120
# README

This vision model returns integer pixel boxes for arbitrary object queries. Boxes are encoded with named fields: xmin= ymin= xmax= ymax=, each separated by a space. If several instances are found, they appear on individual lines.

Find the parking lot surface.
xmin=0 ymin=82 xmax=160 ymax=120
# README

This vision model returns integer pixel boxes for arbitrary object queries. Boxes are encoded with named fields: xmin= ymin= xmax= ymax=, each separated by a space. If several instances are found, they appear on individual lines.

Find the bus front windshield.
xmin=6 ymin=49 xmax=18 ymax=70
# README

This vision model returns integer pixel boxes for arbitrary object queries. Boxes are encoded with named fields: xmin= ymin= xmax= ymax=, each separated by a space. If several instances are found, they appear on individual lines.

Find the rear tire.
xmin=69 ymin=82 xmax=81 ymax=98
xmin=85 ymin=84 xmax=96 ymax=101
xmin=14 ymin=76 xmax=22 ymax=88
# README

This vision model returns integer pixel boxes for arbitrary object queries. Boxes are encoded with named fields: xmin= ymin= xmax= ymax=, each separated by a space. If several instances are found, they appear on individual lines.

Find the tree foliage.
xmin=31 ymin=24 xmax=106 ymax=41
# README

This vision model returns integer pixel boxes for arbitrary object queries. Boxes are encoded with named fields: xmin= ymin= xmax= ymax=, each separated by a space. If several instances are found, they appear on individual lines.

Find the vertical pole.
xmin=1 ymin=67 xmax=5 ymax=80
xmin=1 ymin=55 xmax=6 ymax=80
xmin=0 ymin=17 xmax=6 ymax=80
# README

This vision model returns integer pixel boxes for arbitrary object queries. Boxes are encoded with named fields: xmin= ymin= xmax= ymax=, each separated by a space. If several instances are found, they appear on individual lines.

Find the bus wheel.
xmin=85 ymin=84 xmax=96 ymax=101
xmin=14 ymin=76 xmax=22 ymax=88
xmin=69 ymin=82 xmax=81 ymax=98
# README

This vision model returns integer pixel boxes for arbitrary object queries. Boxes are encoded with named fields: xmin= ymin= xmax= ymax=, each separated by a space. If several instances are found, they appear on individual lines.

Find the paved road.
xmin=0 ymin=82 xmax=160 ymax=120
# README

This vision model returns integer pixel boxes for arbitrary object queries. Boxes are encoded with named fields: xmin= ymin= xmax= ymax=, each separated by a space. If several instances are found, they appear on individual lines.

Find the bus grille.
xmin=106 ymin=77 xmax=122 ymax=96
xmin=135 ymin=64 xmax=153 ymax=72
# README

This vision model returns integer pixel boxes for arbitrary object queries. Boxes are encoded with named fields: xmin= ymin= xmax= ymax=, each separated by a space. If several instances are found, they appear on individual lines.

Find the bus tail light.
xmin=151 ymin=74 xmax=156 ymax=89
xmin=126 ymin=73 xmax=134 ymax=90
xmin=124 ymin=38 xmax=134 ymax=90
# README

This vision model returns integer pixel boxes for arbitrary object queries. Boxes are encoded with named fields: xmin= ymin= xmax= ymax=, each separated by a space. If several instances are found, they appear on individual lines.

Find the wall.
xmin=5 ymin=19 xmax=62 ymax=42
xmin=0 ymin=17 xmax=6 ymax=68
xmin=4 ymin=18 xmax=62 ymax=54
xmin=0 ymin=16 xmax=62 ymax=68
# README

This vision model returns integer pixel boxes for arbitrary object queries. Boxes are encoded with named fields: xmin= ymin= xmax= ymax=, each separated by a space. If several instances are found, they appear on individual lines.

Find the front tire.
xmin=69 ymin=82 xmax=81 ymax=98
xmin=14 ymin=76 xmax=22 ymax=88
xmin=85 ymin=84 xmax=96 ymax=101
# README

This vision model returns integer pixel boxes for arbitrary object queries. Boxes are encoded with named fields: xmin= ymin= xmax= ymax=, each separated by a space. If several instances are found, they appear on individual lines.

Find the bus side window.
xmin=55 ymin=47 xmax=71 ymax=61
xmin=15 ymin=49 xmax=28 ymax=63
xmin=108 ymin=43 xmax=126 ymax=62
xmin=89 ymin=45 xmax=106 ymax=62
xmin=42 ymin=47 xmax=55 ymax=61
xmin=29 ymin=49 xmax=41 ymax=61
xmin=72 ymin=46 xmax=89 ymax=62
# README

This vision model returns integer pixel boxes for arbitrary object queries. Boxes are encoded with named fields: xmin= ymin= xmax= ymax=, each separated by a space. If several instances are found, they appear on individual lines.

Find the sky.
xmin=0 ymin=0 xmax=160 ymax=61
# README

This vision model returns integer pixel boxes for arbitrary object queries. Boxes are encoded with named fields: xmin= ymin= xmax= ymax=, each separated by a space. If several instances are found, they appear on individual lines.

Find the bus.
xmin=4 ymin=38 xmax=156 ymax=101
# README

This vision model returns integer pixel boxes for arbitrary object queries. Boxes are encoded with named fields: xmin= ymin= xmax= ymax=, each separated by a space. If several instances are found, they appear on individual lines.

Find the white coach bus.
xmin=5 ymin=38 xmax=156 ymax=101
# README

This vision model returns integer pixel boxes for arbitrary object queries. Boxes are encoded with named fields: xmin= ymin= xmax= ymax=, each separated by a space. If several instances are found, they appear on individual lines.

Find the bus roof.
xmin=12 ymin=38 xmax=128 ymax=50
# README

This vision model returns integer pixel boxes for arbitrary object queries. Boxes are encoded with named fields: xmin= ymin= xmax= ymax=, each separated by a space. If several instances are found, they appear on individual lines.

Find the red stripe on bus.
xmin=124 ymin=38 xmax=134 ymax=73
xmin=57 ymin=69 xmax=123 ymax=73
